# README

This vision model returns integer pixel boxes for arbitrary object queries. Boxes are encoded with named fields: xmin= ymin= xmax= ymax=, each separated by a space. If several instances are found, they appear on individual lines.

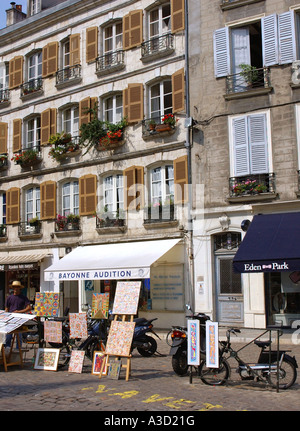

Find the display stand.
xmin=0 ymin=330 xmax=25 ymax=371
xmin=99 ymin=315 xmax=134 ymax=382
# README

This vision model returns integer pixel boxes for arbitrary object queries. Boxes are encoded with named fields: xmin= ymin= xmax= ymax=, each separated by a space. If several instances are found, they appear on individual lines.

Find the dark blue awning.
xmin=233 ymin=212 xmax=300 ymax=273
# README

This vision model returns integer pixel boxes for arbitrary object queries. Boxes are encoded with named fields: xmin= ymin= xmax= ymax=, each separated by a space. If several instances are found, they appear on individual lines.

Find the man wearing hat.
xmin=5 ymin=280 xmax=31 ymax=351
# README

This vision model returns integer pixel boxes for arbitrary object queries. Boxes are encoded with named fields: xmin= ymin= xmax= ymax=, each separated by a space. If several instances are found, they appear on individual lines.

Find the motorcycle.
xmin=167 ymin=305 xmax=210 ymax=375
xmin=131 ymin=317 xmax=160 ymax=357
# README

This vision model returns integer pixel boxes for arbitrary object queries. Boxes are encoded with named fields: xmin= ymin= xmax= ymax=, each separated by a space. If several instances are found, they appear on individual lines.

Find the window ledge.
xmin=0 ymin=100 xmax=10 ymax=109
xmin=141 ymin=47 xmax=175 ymax=63
xmin=96 ymin=226 xmax=127 ymax=234
xmin=55 ymin=77 xmax=82 ymax=90
xmin=227 ymin=192 xmax=277 ymax=203
xmin=19 ymin=233 xmax=42 ymax=240
xmin=54 ymin=229 xmax=82 ymax=237
xmin=143 ymin=220 xmax=178 ymax=229
xmin=96 ymin=63 xmax=125 ymax=77
xmin=224 ymin=86 xmax=272 ymax=100
xmin=221 ymin=0 xmax=265 ymax=10
xmin=20 ymin=89 xmax=44 ymax=101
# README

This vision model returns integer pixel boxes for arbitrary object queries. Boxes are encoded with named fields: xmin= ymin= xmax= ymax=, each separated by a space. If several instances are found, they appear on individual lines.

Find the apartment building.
xmin=0 ymin=0 xmax=190 ymax=328
xmin=189 ymin=0 xmax=300 ymax=328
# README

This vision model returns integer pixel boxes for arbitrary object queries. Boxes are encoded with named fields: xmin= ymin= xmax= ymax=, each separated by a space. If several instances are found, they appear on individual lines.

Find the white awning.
xmin=44 ymin=238 xmax=181 ymax=281
xmin=0 ymin=253 xmax=51 ymax=265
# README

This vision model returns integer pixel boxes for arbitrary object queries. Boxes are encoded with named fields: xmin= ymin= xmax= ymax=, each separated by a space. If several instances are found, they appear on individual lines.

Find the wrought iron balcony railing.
xmin=18 ymin=221 xmax=41 ymax=237
xmin=141 ymin=34 xmax=174 ymax=58
xmin=96 ymin=211 xmax=125 ymax=229
xmin=144 ymin=204 xmax=176 ymax=224
xmin=229 ymin=173 xmax=275 ymax=198
xmin=55 ymin=216 xmax=81 ymax=233
xmin=56 ymin=64 xmax=81 ymax=85
xmin=20 ymin=78 xmax=43 ymax=97
xmin=142 ymin=114 xmax=177 ymax=138
xmin=0 ymin=89 xmax=10 ymax=104
xmin=95 ymin=50 xmax=125 ymax=74
xmin=226 ymin=67 xmax=271 ymax=95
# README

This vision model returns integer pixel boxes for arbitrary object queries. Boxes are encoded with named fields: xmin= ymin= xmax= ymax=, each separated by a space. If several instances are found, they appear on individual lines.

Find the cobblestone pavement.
xmin=1 ymin=333 xmax=300 ymax=415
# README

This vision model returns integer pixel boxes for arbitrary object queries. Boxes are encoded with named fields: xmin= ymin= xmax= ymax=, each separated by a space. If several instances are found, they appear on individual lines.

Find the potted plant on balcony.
xmin=66 ymin=213 xmax=80 ymax=230
xmin=239 ymin=64 xmax=259 ymax=86
xmin=48 ymin=132 xmax=80 ymax=161
xmin=55 ymin=214 xmax=68 ymax=231
xmin=0 ymin=153 xmax=8 ymax=169
xmin=11 ymin=149 xmax=42 ymax=167
xmin=28 ymin=216 xmax=40 ymax=227
xmin=156 ymin=113 xmax=177 ymax=132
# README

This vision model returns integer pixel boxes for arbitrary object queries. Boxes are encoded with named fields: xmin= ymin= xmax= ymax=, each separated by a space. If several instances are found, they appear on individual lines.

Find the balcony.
xmin=20 ymin=78 xmax=43 ymax=99
xmin=0 ymin=89 xmax=10 ymax=107
xmin=141 ymin=34 xmax=174 ymax=62
xmin=228 ymin=173 xmax=276 ymax=202
xmin=143 ymin=204 xmax=177 ymax=228
xmin=18 ymin=221 xmax=42 ymax=239
xmin=142 ymin=114 xmax=177 ymax=139
xmin=225 ymin=67 xmax=272 ymax=100
xmin=55 ymin=214 xmax=81 ymax=237
xmin=56 ymin=64 xmax=82 ymax=88
xmin=95 ymin=50 xmax=125 ymax=76
xmin=48 ymin=135 xmax=81 ymax=162
xmin=12 ymin=147 xmax=42 ymax=169
xmin=96 ymin=211 xmax=126 ymax=233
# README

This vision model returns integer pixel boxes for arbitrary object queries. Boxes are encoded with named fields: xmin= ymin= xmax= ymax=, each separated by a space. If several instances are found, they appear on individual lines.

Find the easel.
xmin=99 ymin=314 xmax=134 ymax=381
xmin=0 ymin=329 xmax=25 ymax=371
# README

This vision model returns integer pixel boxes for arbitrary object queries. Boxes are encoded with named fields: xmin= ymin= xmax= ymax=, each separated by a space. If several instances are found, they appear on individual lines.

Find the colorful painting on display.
xmin=34 ymin=292 xmax=60 ymax=317
xmin=92 ymin=293 xmax=109 ymax=319
xmin=44 ymin=320 xmax=62 ymax=344
xmin=112 ymin=281 xmax=141 ymax=315
xmin=69 ymin=313 xmax=88 ymax=339
xmin=92 ymin=351 xmax=107 ymax=375
xmin=68 ymin=350 xmax=85 ymax=373
xmin=105 ymin=320 xmax=135 ymax=357
xmin=107 ymin=359 xmax=122 ymax=379
xmin=206 ymin=321 xmax=219 ymax=368
xmin=34 ymin=348 xmax=60 ymax=371
xmin=187 ymin=319 xmax=200 ymax=366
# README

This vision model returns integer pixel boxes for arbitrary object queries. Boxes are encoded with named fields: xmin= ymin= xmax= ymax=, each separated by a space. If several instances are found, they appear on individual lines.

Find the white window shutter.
xmin=233 ymin=116 xmax=250 ymax=177
xmin=278 ymin=11 xmax=296 ymax=65
xmin=262 ymin=14 xmax=278 ymax=66
xmin=248 ymin=114 xmax=268 ymax=174
xmin=213 ymin=27 xmax=230 ymax=78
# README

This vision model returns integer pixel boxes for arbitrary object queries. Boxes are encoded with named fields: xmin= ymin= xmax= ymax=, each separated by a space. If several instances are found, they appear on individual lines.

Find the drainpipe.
xmin=184 ymin=0 xmax=195 ymax=310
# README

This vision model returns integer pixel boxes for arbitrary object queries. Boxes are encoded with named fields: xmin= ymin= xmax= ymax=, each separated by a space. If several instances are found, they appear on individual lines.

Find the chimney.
xmin=6 ymin=2 xmax=26 ymax=27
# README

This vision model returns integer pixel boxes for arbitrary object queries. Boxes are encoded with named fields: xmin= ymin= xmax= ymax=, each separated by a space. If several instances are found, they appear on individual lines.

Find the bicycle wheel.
xmin=57 ymin=344 xmax=71 ymax=369
xmin=267 ymin=357 xmax=297 ymax=390
xmin=199 ymin=358 xmax=230 ymax=386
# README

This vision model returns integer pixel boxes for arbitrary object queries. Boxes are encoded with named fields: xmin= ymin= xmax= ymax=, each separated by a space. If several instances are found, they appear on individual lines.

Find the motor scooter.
xmin=167 ymin=305 xmax=210 ymax=375
xmin=131 ymin=317 xmax=160 ymax=356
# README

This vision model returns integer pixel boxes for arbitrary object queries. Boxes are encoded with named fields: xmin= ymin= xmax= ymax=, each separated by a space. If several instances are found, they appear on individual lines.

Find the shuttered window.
xmin=9 ymin=56 xmax=23 ymax=89
xmin=0 ymin=123 xmax=8 ymax=154
xmin=79 ymin=174 xmax=97 ymax=215
xmin=172 ymin=68 xmax=185 ymax=113
xmin=213 ymin=27 xmax=230 ymax=78
xmin=174 ymin=155 xmax=188 ymax=204
xmin=13 ymin=119 xmax=22 ymax=153
xmin=42 ymin=42 xmax=58 ymax=77
xmin=232 ymin=113 xmax=269 ymax=177
xmin=79 ymin=97 xmax=98 ymax=128
xmin=123 ymin=84 xmax=143 ymax=123
xmin=86 ymin=27 xmax=98 ymax=62
xmin=41 ymin=108 xmax=57 ymax=146
xmin=171 ymin=0 xmax=185 ymax=33
xmin=123 ymin=166 xmax=144 ymax=210
xmin=6 ymin=188 xmax=20 ymax=224
xmin=40 ymin=181 xmax=56 ymax=220
xmin=123 ymin=10 xmax=143 ymax=50
xmin=262 ymin=14 xmax=278 ymax=66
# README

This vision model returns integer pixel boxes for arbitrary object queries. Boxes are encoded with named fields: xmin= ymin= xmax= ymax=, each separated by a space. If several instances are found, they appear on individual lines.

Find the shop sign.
xmin=6 ymin=263 xmax=38 ymax=271
xmin=244 ymin=262 xmax=289 ymax=272
xmin=45 ymin=267 xmax=149 ymax=281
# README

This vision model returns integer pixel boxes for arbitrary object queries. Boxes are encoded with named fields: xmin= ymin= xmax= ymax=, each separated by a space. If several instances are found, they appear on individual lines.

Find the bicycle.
xmin=198 ymin=328 xmax=298 ymax=390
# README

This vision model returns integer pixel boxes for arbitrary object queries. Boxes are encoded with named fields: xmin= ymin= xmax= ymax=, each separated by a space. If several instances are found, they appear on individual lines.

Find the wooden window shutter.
xmin=232 ymin=116 xmax=250 ymax=177
xmin=123 ymin=88 xmax=129 ymax=119
xmin=42 ymin=42 xmax=58 ymax=77
xmin=135 ymin=166 xmax=144 ymax=210
xmin=262 ymin=14 xmax=279 ymax=66
xmin=79 ymin=174 xmax=97 ymax=215
xmin=40 ymin=181 xmax=56 ymax=220
xmin=171 ymin=0 xmax=185 ymax=33
xmin=248 ymin=114 xmax=268 ymax=174
xmin=9 ymin=56 xmax=23 ymax=89
xmin=174 ymin=155 xmax=188 ymax=204
xmin=41 ymin=108 xmax=56 ymax=146
xmin=70 ymin=34 xmax=81 ymax=66
xmin=123 ymin=166 xmax=136 ymax=210
xmin=172 ymin=68 xmax=185 ymax=113
xmin=13 ymin=119 xmax=22 ymax=152
xmin=278 ymin=11 xmax=296 ymax=65
xmin=86 ymin=27 xmax=98 ymax=62
xmin=0 ymin=123 xmax=8 ymax=154
xmin=79 ymin=97 xmax=91 ymax=127
xmin=6 ymin=188 xmax=20 ymax=224
xmin=213 ymin=27 xmax=230 ymax=78
xmin=128 ymin=83 xmax=143 ymax=123
xmin=130 ymin=10 xmax=143 ymax=48
xmin=123 ymin=13 xmax=131 ymax=50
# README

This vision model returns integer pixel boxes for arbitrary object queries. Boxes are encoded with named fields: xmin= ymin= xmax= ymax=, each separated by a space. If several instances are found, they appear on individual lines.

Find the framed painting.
xmin=44 ymin=320 xmax=62 ymax=344
xmin=68 ymin=350 xmax=85 ymax=373
xmin=34 ymin=292 xmax=60 ymax=317
xmin=105 ymin=320 xmax=135 ymax=357
xmin=69 ymin=313 xmax=88 ymax=339
xmin=112 ymin=281 xmax=141 ymax=315
xmin=92 ymin=293 xmax=109 ymax=319
xmin=107 ymin=359 xmax=122 ymax=380
xmin=187 ymin=319 xmax=200 ymax=366
xmin=206 ymin=321 xmax=219 ymax=368
xmin=92 ymin=351 xmax=107 ymax=375
xmin=34 ymin=348 xmax=60 ymax=371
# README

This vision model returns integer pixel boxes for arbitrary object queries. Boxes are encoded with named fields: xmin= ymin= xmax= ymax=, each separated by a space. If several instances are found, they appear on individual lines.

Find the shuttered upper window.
xmin=150 ymin=165 xmax=174 ymax=205
xmin=230 ymin=112 xmax=270 ymax=177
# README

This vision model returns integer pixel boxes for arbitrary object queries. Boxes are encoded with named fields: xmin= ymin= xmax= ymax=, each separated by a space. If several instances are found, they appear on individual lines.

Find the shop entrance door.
xmin=215 ymin=255 xmax=244 ymax=325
